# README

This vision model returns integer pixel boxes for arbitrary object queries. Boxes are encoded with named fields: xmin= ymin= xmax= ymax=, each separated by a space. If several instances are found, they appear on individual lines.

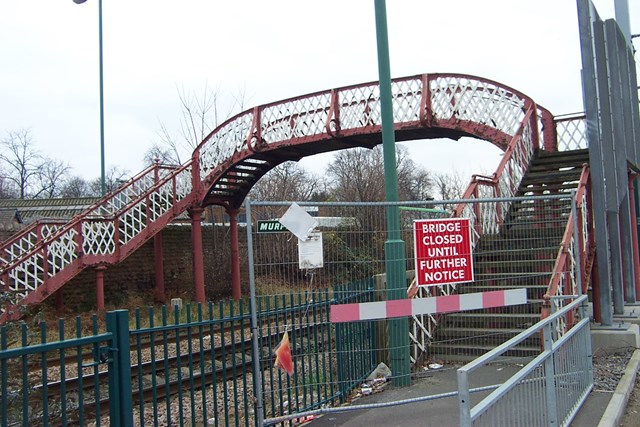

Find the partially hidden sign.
xmin=414 ymin=218 xmax=474 ymax=287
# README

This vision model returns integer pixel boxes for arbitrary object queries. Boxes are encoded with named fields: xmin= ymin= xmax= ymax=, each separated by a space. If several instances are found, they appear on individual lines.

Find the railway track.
xmin=18 ymin=319 xmax=329 ymax=426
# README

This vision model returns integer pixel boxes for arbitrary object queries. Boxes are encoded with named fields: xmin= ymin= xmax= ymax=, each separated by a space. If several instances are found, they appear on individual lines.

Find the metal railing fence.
xmin=0 ymin=282 xmax=374 ymax=427
xmin=457 ymin=295 xmax=593 ymax=427
xmin=0 ymin=310 xmax=131 ymax=427
xmin=245 ymin=194 xmax=575 ymax=365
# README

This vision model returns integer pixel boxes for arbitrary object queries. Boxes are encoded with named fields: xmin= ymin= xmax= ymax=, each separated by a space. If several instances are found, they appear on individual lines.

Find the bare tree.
xmin=0 ymin=129 xmax=71 ymax=199
xmin=89 ymin=166 xmax=130 ymax=195
xmin=143 ymin=142 xmax=178 ymax=167
xmin=60 ymin=176 xmax=93 ymax=198
xmin=0 ymin=168 xmax=18 ymax=199
xmin=0 ymin=129 xmax=43 ymax=198
xmin=153 ymin=84 xmax=252 ymax=165
xmin=433 ymin=171 xmax=468 ymax=200
xmin=34 ymin=159 xmax=71 ymax=199
xmin=250 ymin=162 xmax=320 ymax=201
xmin=326 ymin=145 xmax=434 ymax=202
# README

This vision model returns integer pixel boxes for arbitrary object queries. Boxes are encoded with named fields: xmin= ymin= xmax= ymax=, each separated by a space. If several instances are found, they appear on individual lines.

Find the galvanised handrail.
xmin=458 ymin=294 xmax=591 ymax=426
xmin=542 ymin=165 xmax=592 ymax=325
xmin=0 ymin=161 xmax=194 ymax=321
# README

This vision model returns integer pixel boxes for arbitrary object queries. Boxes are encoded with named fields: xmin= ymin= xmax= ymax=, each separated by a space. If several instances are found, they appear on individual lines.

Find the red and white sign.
xmin=413 ymin=218 xmax=473 ymax=287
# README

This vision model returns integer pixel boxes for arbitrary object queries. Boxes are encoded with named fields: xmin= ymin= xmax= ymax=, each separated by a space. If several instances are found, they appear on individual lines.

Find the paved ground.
xmin=304 ymin=361 xmax=616 ymax=427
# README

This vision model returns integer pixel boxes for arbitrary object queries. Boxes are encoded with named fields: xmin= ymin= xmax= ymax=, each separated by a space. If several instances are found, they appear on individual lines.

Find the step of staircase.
xmin=426 ymin=149 xmax=588 ymax=363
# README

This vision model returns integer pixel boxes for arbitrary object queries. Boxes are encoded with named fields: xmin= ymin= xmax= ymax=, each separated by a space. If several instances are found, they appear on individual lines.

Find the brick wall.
xmin=47 ymin=224 xmax=249 ymax=312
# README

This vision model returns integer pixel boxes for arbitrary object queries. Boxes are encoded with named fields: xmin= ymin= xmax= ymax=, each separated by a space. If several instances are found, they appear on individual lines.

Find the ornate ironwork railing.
xmin=542 ymin=165 xmax=592 ymax=334
xmin=0 ymin=162 xmax=194 ymax=320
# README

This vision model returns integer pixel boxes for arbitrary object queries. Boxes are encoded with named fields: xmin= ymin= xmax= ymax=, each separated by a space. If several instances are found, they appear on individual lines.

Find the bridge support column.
xmin=228 ymin=208 xmax=242 ymax=301
xmin=95 ymin=265 xmax=106 ymax=312
xmin=153 ymin=231 xmax=165 ymax=302
xmin=189 ymin=207 xmax=206 ymax=304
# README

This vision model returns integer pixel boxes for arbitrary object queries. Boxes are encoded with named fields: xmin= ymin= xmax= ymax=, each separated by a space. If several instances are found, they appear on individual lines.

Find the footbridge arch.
xmin=192 ymin=73 xmax=556 ymax=209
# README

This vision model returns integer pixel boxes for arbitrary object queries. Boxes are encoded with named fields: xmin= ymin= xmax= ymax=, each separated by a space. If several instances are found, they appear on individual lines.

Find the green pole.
xmin=373 ymin=0 xmax=410 ymax=386
xmin=98 ymin=0 xmax=106 ymax=196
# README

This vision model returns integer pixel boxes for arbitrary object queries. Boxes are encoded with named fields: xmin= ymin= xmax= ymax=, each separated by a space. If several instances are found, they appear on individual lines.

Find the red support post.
xmin=95 ymin=265 xmax=106 ymax=312
xmin=153 ymin=231 xmax=166 ymax=302
xmin=189 ymin=207 xmax=206 ymax=304
xmin=228 ymin=208 xmax=242 ymax=301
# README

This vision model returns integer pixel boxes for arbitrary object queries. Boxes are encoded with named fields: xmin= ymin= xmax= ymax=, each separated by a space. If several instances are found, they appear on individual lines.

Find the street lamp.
xmin=73 ymin=0 xmax=106 ymax=196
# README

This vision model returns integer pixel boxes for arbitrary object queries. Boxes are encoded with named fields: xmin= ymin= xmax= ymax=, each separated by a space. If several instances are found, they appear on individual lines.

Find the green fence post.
xmin=106 ymin=309 xmax=133 ymax=427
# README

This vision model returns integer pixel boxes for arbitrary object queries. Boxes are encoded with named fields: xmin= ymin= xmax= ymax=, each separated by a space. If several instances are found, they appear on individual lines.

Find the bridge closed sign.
xmin=413 ymin=218 xmax=474 ymax=287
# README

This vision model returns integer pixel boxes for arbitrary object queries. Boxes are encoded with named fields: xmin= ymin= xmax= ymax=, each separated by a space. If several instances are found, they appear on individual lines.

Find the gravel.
xmin=591 ymin=347 xmax=635 ymax=392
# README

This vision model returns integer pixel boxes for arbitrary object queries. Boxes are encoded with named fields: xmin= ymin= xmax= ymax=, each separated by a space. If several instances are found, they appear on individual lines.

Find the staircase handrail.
xmin=554 ymin=113 xmax=587 ymax=151
xmin=0 ymin=161 xmax=193 ymax=275
xmin=0 ymin=161 xmax=194 ymax=320
xmin=541 ymin=164 xmax=592 ymax=321
xmin=0 ymin=162 xmax=181 ymax=271
xmin=453 ymin=103 xmax=539 ymax=243
xmin=0 ymin=219 xmax=68 ymax=268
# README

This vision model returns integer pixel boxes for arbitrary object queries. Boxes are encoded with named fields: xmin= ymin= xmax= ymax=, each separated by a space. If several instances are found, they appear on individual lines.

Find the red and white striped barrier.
xmin=330 ymin=289 xmax=527 ymax=323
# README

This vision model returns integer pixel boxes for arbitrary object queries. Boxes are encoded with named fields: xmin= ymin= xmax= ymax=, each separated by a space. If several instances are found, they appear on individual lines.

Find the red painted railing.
xmin=541 ymin=165 xmax=593 ymax=329
xmin=1 ymin=161 xmax=194 ymax=321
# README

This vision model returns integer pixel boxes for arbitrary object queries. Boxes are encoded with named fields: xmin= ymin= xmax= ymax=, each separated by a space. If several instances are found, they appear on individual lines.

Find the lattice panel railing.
xmin=194 ymin=74 xmax=548 ymax=187
xmin=198 ymin=110 xmax=254 ymax=180
xmin=261 ymin=92 xmax=332 ymax=143
xmin=454 ymin=105 xmax=537 ymax=237
xmin=428 ymin=75 xmax=526 ymax=136
xmin=555 ymin=114 xmax=587 ymax=151
xmin=0 ymin=221 xmax=67 ymax=268
xmin=543 ymin=165 xmax=591 ymax=331
xmin=0 ymin=162 xmax=194 ymax=318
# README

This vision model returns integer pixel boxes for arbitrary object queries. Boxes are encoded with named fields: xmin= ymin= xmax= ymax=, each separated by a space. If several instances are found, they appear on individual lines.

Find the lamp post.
xmin=73 ymin=0 xmax=106 ymax=196
xmin=374 ymin=0 xmax=410 ymax=386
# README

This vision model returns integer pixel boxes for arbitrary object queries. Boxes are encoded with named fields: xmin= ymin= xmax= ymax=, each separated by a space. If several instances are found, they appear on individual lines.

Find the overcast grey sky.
xmin=1 ymin=1 xmax=637 ymax=183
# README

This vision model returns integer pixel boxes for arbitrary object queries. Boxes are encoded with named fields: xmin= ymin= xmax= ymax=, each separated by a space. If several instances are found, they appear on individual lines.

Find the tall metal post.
xmin=98 ymin=0 xmax=105 ymax=196
xmin=73 ymin=0 xmax=106 ymax=196
xmin=245 ymin=200 xmax=265 ymax=426
xmin=229 ymin=208 xmax=242 ymax=300
xmin=374 ymin=0 xmax=410 ymax=386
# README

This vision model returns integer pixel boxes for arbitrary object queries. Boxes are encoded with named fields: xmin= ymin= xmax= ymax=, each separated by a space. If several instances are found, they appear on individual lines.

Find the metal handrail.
xmin=541 ymin=164 xmax=591 ymax=319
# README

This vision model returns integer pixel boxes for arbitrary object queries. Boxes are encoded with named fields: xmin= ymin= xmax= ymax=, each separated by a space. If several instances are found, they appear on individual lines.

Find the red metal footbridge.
xmin=0 ymin=72 xmax=631 ymax=325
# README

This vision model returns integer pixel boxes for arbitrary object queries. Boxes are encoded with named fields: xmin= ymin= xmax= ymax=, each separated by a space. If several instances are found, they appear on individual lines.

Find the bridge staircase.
xmin=0 ymin=163 xmax=194 ymax=321
xmin=428 ymin=148 xmax=590 ymax=362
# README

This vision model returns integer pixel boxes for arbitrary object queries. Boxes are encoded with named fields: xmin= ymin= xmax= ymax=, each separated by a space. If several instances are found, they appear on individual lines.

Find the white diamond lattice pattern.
xmin=261 ymin=93 xmax=331 ymax=144
xmin=118 ymin=202 xmax=147 ymax=246
xmin=199 ymin=111 xmax=254 ymax=180
xmin=557 ymin=118 xmax=587 ymax=151
xmin=430 ymin=77 xmax=525 ymax=136
xmin=47 ymin=229 xmax=79 ymax=276
xmin=82 ymin=221 xmax=116 ymax=255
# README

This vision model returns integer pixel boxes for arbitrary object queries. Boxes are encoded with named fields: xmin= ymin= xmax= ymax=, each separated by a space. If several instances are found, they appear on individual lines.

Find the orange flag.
xmin=274 ymin=330 xmax=294 ymax=375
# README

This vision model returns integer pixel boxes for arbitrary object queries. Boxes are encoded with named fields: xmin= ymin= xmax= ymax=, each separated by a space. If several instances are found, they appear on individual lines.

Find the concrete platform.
xmin=591 ymin=323 xmax=640 ymax=354
xmin=299 ymin=324 xmax=640 ymax=427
